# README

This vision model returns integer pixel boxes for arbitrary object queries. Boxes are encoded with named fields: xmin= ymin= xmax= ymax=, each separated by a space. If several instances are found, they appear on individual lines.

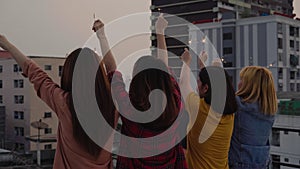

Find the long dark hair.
xmin=61 ymin=48 xmax=115 ymax=156
xmin=129 ymin=56 xmax=180 ymax=131
xmin=199 ymin=66 xmax=237 ymax=115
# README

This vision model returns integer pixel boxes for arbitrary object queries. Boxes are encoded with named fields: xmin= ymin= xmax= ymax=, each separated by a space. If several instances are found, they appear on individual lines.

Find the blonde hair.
xmin=236 ymin=66 xmax=278 ymax=115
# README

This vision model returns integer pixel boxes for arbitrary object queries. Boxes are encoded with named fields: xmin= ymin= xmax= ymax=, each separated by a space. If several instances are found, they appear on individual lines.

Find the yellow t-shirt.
xmin=185 ymin=92 xmax=234 ymax=169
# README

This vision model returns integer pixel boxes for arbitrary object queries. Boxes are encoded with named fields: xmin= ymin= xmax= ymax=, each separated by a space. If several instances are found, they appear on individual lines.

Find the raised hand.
xmin=155 ymin=13 xmax=168 ymax=35
xmin=92 ymin=19 xmax=116 ymax=72
xmin=181 ymin=48 xmax=192 ymax=65
xmin=0 ymin=34 xmax=29 ymax=69
xmin=212 ymin=58 xmax=222 ymax=67
xmin=0 ymin=34 xmax=11 ymax=50
xmin=179 ymin=48 xmax=193 ymax=101
xmin=198 ymin=51 xmax=207 ymax=69
xmin=92 ymin=19 xmax=105 ymax=38
xmin=156 ymin=13 xmax=169 ymax=66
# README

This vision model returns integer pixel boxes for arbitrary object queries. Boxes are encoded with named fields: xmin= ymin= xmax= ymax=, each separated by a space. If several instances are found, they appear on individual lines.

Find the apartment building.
xmin=270 ymin=92 xmax=300 ymax=169
xmin=0 ymin=50 xmax=65 ymax=153
xmin=150 ymin=0 xmax=295 ymax=77
xmin=189 ymin=14 xmax=300 ymax=91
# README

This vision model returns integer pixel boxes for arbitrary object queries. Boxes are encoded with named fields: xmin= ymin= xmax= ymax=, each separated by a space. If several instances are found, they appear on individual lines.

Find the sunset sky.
xmin=0 ymin=0 xmax=299 ymax=62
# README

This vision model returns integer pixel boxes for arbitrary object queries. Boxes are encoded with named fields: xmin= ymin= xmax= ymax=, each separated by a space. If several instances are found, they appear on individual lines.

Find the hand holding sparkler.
xmin=180 ymin=48 xmax=192 ymax=65
xmin=212 ymin=58 xmax=222 ymax=67
xmin=198 ymin=51 xmax=207 ymax=69
xmin=92 ymin=19 xmax=105 ymax=39
xmin=155 ymin=13 xmax=168 ymax=35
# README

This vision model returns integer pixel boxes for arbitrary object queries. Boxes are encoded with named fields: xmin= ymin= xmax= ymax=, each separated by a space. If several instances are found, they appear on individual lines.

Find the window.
xmin=297 ymin=41 xmax=299 ymax=52
xmin=271 ymin=129 xmax=280 ymax=146
xmin=290 ymin=71 xmax=295 ymax=79
xmin=59 ymin=66 xmax=63 ymax=77
xmin=13 ymin=64 xmax=22 ymax=72
xmin=298 ymin=84 xmax=300 ymax=92
xmin=290 ymin=40 xmax=294 ymax=48
xmin=223 ymin=33 xmax=232 ymax=40
xmin=290 ymin=84 xmax=295 ymax=91
xmin=0 ymin=95 xmax=2 ymax=104
xmin=284 ymin=158 xmax=289 ymax=162
xmin=14 ymin=143 xmax=25 ymax=151
xmin=290 ymin=55 xmax=299 ymax=67
xmin=223 ymin=61 xmax=233 ymax=67
xmin=0 ymin=80 xmax=2 ymax=88
xmin=14 ymin=127 xmax=24 ymax=136
xmin=44 ymin=128 xmax=52 ymax=134
xmin=277 ymin=6 xmax=282 ymax=11
xmin=277 ymin=23 xmax=282 ymax=34
xmin=44 ymin=112 xmax=52 ymax=118
xmin=14 ymin=111 xmax=24 ymax=120
xmin=44 ymin=144 xmax=52 ymax=150
xmin=14 ymin=79 xmax=24 ymax=88
xmin=278 ymin=83 xmax=283 ymax=92
xmin=14 ymin=95 xmax=24 ymax=104
xmin=290 ymin=26 xmax=295 ymax=36
xmin=0 ymin=65 xmax=2 ymax=73
xmin=44 ymin=65 xmax=52 ymax=71
xmin=278 ymin=52 xmax=283 ymax=61
xmin=278 ymin=68 xmax=283 ymax=78
xmin=223 ymin=47 xmax=233 ymax=55
xmin=278 ymin=38 xmax=283 ymax=49
xmin=272 ymin=154 xmax=280 ymax=169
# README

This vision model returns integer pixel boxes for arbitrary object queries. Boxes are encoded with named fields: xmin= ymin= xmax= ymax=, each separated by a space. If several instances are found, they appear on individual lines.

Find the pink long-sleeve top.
xmin=22 ymin=59 xmax=113 ymax=169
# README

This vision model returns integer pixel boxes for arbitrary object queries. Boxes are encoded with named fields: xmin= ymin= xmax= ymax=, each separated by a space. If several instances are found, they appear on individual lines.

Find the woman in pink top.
xmin=0 ymin=19 xmax=117 ymax=169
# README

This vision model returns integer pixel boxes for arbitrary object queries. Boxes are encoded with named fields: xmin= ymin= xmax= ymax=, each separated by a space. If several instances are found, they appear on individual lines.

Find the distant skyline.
xmin=0 ymin=0 xmax=300 ymax=62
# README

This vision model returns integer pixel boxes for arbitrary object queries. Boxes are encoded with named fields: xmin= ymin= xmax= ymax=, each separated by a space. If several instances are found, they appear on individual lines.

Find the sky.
xmin=294 ymin=0 xmax=300 ymax=18
xmin=0 ymin=0 xmax=300 ymax=62
xmin=0 ymin=0 xmax=151 ymax=63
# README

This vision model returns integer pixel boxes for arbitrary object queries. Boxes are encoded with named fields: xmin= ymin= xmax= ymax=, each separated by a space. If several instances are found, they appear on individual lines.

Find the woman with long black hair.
xmin=0 ymin=19 xmax=117 ymax=169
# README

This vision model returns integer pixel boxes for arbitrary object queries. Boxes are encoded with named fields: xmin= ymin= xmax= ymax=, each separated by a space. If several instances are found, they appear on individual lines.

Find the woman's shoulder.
xmin=235 ymin=96 xmax=259 ymax=112
xmin=235 ymin=96 xmax=274 ymax=121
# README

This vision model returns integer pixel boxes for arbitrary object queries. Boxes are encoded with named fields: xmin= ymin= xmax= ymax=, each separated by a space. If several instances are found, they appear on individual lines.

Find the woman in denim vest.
xmin=229 ymin=66 xmax=278 ymax=169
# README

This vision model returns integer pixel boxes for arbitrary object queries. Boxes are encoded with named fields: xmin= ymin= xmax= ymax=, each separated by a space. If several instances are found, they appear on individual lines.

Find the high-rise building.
xmin=150 ymin=0 xmax=295 ymax=76
xmin=189 ymin=14 xmax=300 ymax=91
xmin=151 ymin=0 xmax=293 ymax=21
xmin=0 ymin=50 xmax=65 ymax=153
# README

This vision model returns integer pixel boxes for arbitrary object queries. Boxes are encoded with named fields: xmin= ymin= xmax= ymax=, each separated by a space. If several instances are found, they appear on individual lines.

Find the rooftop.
xmin=0 ymin=50 xmax=65 ymax=60
xmin=277 ymin=92 xmax=300 ymax=100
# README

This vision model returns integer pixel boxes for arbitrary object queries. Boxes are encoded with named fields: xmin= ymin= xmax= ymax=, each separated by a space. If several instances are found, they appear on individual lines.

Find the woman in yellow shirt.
xmin=179 ymin=49 xmax=237 ymax=169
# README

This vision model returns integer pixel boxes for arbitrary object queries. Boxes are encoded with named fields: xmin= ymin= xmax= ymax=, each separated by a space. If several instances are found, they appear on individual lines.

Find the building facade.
xmin=151 ymin=0 xmax=295 ymax=77
xmin=190 ymin=15 xmax=300 ymax=91
xmin=270 ymin=93 xmax=300 ymax=169
xmin=0 ymin=51 xmax=65 ymax=153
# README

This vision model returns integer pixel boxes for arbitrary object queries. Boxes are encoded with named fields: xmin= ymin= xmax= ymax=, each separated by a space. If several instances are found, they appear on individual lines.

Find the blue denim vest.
xmin=229 ymin=96 xmax=275 ymax=169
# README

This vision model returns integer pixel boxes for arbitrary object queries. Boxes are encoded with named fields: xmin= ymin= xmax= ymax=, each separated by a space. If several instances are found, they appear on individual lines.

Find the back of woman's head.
xmin=199 ymin=66 xmax=237 ymax=115
xmin=61 ymin=48 xmax=81 ymax=92
xmin=129 ymin=56 xmax=180 ymax=131
xmin=236 ymin=66 xmax=278 ymax=115
xmin=61 ymin=48 xmax=115 ymax=156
